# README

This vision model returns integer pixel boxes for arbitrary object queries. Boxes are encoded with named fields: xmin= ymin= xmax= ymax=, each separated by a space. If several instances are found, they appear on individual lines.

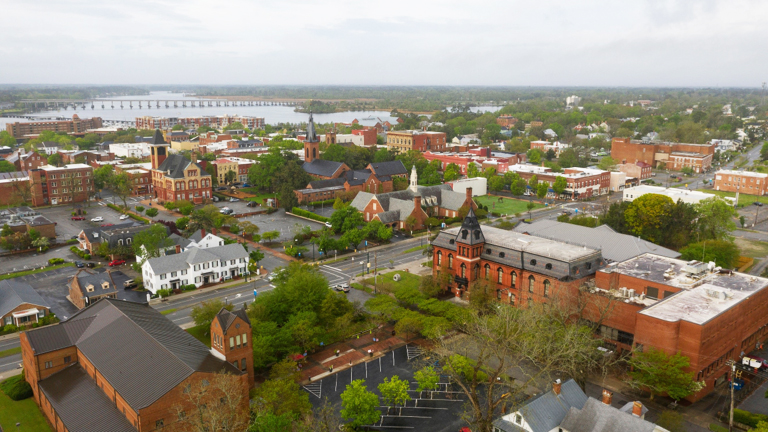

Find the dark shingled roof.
xmin=302 ymin=159 xmax=346 ymax=178
xmin=25 ymin=299 xmax=241 ymax=410
xmin=156 ymin=154 xmax=209 ymax=179
xmin=71 ymin=270 xmax=117 ymax=299
xmin=39 ymin=364 xmax=137 ymax=432
xmin=368 ymin=160 xmax=407 ymax=177
xmin=0 ymin=279 xmax=50 ymax=318
xmin=150 ymin=129 xmax=166 ymax=145
xmin=215 ymin=306 xmax=251 ymax=333
xmin=559 ymin=398 xmax=660 ymax=432
xmin=493 ymin=379 xmax=588 ymax=432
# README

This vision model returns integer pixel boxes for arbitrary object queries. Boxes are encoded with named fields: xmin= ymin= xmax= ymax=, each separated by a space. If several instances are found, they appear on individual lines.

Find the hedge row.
xmin=0 ymin=374 xmax=33 ymax=401
xmin=70 ymin=246 xmax=91 ymax=260
xmin=106 ymin=203 xmax=125 ymax=213
xmin=128 ymin=213 xmax=150 ymax=224
xmin=291 ymin=207 xmax=329 ymax=222
xmin=308 ymin=199 xmax=336 ymax=206
xmin=48 ymin=258 xmax=65 ymax=265
xmin=733 ymin=409 xmax=768 ymax=427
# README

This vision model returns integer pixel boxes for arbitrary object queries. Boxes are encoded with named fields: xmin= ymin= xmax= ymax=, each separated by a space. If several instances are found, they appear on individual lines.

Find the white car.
xmin=325 ymin=222 xmax=333 ymax=228
xmin=91 ymin=217 xmax=104 ymax=222
xmin=119 ymin=214 xmax=130 ymax=220
xmin=229 ymin=197 xmax=240 ymax=202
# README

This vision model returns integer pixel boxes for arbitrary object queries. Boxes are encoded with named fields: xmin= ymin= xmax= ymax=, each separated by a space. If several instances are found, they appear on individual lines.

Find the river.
xmin=0 ymin=92 xmax=503 ymax=131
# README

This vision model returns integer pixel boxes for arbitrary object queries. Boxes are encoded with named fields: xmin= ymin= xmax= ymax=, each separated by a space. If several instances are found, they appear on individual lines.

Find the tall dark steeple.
xmin=456 ymin=207 xmax=485 ymax=245
xmin=304 ymin=112 xmax=320 ymax=163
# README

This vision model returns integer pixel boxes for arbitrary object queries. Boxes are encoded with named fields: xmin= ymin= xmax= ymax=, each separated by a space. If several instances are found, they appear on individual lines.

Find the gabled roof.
xmin=145 ymin=243 xmax=248 ymax=275
xmin=302 ymin=159 xmax=347 ymax=178
xmin=39 ymin=364 xmax=137 ymax=432
xmin=457 ymin=208 xmax=485 ymax=245
xmin=26 ymin=299 xmax=241 ymax=411
xmin=368 ymin=160 xmax=407 ymax=176
xmin=0 ymin=279 xmax=50 ymax=317
xmin=494 ymin=379 xmax=588 ymax=432
xmin=215 ymin=306 xmax=251 ymax=333
xmin=71 ymin=270 xmax=117 ymax=299
xmin=559 ymin=398 xmax=663 ymax=432
xmin=513 ymin=220 xmax=680 ymax=263
xmin=309 ymin=177 xmax=346 ymax=189
xmin=149 ymin=129 xmax=166 ymax=145
xmin=156 ymin=154 xmax=209 ymax=179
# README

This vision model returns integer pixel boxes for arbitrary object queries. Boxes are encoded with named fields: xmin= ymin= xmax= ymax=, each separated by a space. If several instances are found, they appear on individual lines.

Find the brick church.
xmin=149 ymin=129 xmax=213 ymax=204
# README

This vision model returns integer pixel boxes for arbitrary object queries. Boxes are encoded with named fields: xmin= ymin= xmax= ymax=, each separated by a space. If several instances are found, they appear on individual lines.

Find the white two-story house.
xmin=141 ymin=243 xmax=249 ymax=294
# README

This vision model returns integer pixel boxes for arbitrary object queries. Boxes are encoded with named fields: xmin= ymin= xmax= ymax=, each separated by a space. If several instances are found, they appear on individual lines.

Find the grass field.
xmin=696 ymin=189 xmax=768 ymax=207
xmin=186 ymin=324 xmax=211 ymax=348
xmin=364 ymin=270 xmax=422 ymax=291
xmin=734 ymin=238 xmax=768 ymax=259
xmin=160 ymin=308 xmax=177 ymax=315
xmin=474 ymin=195 xmax=544 ymax=215
xmin=0 ymin=388 xmax=51 ymax=432
xmin=239 ymin=187 xmax=275 ymax=204
xmin=0 ymin=347 xmax=21 ymax=359
xmin=0 ymin=263 xmax=74 ymax=281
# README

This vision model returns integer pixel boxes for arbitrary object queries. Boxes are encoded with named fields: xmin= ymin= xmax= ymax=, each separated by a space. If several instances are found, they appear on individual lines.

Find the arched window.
xmin=473 ymin=264 xmax=480 ymax=281
xmin=118 ymin=239 xmax=123 ymax=246
xmin=511 ymin=271 xmax=517 ymax=288
xmin=313 ymin=148 xmax=317 ymax=159
xmin=510 ymin=293 xmax=516 ymax=306
xmin=484 ymin=264 xmax=491 ymax=279
xmin=528 ymin=276 xmax=535 ymax=293
xmin=437 ymin=251 xmax=442 ymax=266
xmin=496 ymin=289 xmax=501 ymax=300
xmin=460 ymin=263 xmax=466 ymax=279
xmin=126 ymin=238 xmax=132 ymax=245
xmin=497 ymin=268 xmax=503 ymax=284
xmin=448 ymin=254 xmax=453 ymax=268
xmin=544 ymin=280 xmax=551 ymax=298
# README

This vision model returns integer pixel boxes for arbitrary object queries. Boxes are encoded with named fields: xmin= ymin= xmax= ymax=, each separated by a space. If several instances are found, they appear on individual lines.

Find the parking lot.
xmin=306 ymin=345 xmax=466 ymax=432
xmin=33 ymin=201 xmax=143 ymax=242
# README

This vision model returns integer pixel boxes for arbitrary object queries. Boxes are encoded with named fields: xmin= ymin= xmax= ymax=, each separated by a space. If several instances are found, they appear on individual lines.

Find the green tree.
xmin=186 ymin=205 xmax=226 ymax=236
xmin=190 ymin=299 xmax=233 ymax=328
xmin=414 ymin=366 xmax=440 ymax=397
xmin=443 ymin=163 xmax=460 ymax=181
xmin=545 ymin=149 xmax=556 ymax=161
xmin=329 ymin=205 xmax=364 ymax=233
xmin=93 ymin=164 xmax=114 ymax=191
xmin=679 ymin=240 xmax=740 ymax=268
xmin=628 ymin=348 xmax=704 ymax=401
xmin=694 ymin=197 xmax=737 ymax=241
xmin=655 ymin=411 xmax=686 ymax=432
xmin=597 ymin=156 xmax=617 ymax=171
xmin=132 ymin=224 xmax=173 ymax=263
xmin=340 ymin=380 xmax=381 ymax=428
xmin=340 ymin=228 xmax=365 ymax=250
xmin=224 ymin=169 xmax=237 ymax=185
xmin=467 ymin=163 xmax=480 ymax=178
xmin=624 ymin=193 xmax=674 ymax=243
xmin=47 ymin=153 xmax=62 ymax=167
xmin=145 ymin=208 xmax=158 ymax=218
xmin=109 ymin=172 xmax=134 ymax=209
xmin=0 ymin=160 xmax=15 ymax=172
xmin=250 ymin=249 xmax=265 ymax=267
xmin=171 ymin=124 xmax=185 ymax=131
xmin=378 ymin=376 xmax=412 ymax=415
xmin=552 ymin=176 xmax=567 ymax=195
xmin=175 ymin=216 xmax=189 ymax=230
xmin=526 ymin=148 xmax=542 ymax=164
xmin=558 ymin=148 xmax=579 ymax=168
xmin=262 ymin=231 xmax=280 ymax=243
xmin=753 ymin=422 xmax=768 ymax=432
xmin=373 ymin=148 xmax=393 ymax=163
xmin=252 ymin=359 xmax=312 ymax=419
xmin=536 ymin=182 xmax=548 ymax=199
xmin=32 ymin=236 xmax=49 ymax=252
xmin=0 ymin=131 xmax=16 ymax=147
xmin=510 ymin=178 xmax=527 ymax=196
xmin=528 ymin=174 xmax=538 ymax=188
xmin=488 ymin=176 xmax=505 ymax=192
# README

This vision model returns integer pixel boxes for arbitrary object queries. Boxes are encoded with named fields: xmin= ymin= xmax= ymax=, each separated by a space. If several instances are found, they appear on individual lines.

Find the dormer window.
xmin=85 ymin=284 xmax=94 ymax=293
xmin=474 ymin=230 xmax=481 ymax=239
xmin=515 ymin=414 xmax=522 ymax=425
xmin=499 ymin=252 xmax=505 ymax=258
xmin=101 ymin=282 xmax=110 ymax=290
xmin=461 ymin=230 xmax=468 ymax=240
xmin=449 ymin=239 xmax=455 ymax=244
xmin=486 ymin=249 xmax=491 ymax=254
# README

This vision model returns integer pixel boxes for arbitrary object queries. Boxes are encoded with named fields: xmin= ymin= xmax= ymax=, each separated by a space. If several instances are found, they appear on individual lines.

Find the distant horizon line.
xmin=0 ymin=84 xmax=763 ymax=90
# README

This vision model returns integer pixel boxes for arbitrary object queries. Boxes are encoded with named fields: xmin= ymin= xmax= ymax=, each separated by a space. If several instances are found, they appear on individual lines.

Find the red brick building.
xmin=430 ymin=210 xmax=604 ymax=301
xmin=496 ymin=115 xmax=518 ymax=128
xmin=714 ymin=169 xmax=768 ymax=196
xmin=611 ymin=137 xmax=715 ymax=173
xmin=20 ymin=299 xmax=252 ymax=432
xmin=508 ymin=165 xmax=610 ymax=199
xmin=29 ymin=164 xmax=95 ymax=206
xmin=387 ymin=130 xmax=447 ymax=154
xmin=350 ymin=167 xmax=477 ymax=229
xmin=149 ymin=130 xmax=212 ymax=204
xmin=423 ymin=151 xmax=525 ymax=175
xmin=351 ymin=127 xmax=378 ymax=145
xmin=4 ymin=149 xmax=47 ymax=171
xmin=59 ymin=150 xmax=115 ymax=165
xmin=617 ymin=161 xmax=653 ymax=180
xmin=115 ymin=163 xmax=153 ymax=196
xmin=294 ymin=160 xmax=407 ymax=203
xmin=586 ymin=254 xmax=768 ymax=402
xmin=5 ymin=115 xmax=103 ymax=138
xmin=135 ymin=115 xmax=264 ymax=131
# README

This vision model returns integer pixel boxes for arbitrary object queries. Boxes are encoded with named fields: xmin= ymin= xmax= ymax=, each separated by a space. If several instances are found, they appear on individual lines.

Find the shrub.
xmin=176 ymin=217 xmax=190 ymax=230
xmin=128 ymin=213 xmax=150 ymax=224
xmin=48 ymin=258 xmax=65 ymax=265
xmin=135 ymin=206 xmax=145 ymax=213
xmin=146 ymin=208 xmax=159 ymax=217
xmin=70 ymin=246 xmax=91 ymax=259
xmin=733 ymin=409 xmax=768 ymax=427
xmin=180 ymin=284 xmax=196 ymax=292
xmin=2 ymin=324 xmax=18 ymax=334
xmin=179 ymin=204 xmax=194 ymax=216
xmin=0 ymin=374 xmax=33 ymax=401
xmin=291 ymin=207 xmax=329 ymax=222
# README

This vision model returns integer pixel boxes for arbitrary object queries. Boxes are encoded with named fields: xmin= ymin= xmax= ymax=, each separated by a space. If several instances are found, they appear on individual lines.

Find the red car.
xmin=71 ymin=216 xmax=85 ymax=221
xmin=108 ymin=259 xmax=126 ymax=267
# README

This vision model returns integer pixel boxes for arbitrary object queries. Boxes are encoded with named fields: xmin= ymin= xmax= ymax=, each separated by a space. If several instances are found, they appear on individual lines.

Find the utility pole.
xmin=728 ymin=360 xmax=737 ymax=432
xmin=374 ymin=252 xmax=378 ymax=294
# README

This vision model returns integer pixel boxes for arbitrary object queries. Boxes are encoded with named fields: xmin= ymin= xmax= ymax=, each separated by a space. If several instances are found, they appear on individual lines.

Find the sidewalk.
xmin=149 ymin=273 xmax=267 ymax=306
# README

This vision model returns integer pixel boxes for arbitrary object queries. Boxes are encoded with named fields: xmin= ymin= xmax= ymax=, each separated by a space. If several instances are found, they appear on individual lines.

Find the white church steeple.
xmin=409 ymin=165 xmax=418 ymax=192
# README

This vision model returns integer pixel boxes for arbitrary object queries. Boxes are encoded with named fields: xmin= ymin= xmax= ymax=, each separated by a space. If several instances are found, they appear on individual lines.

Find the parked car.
xmin=334 ymin=283 xmax=350 ymax=293
xmin=325 ymin=221 xmax=333 ymax=228
xmin=108 ymin=259 xmax=126 ymax=267
xmin=242 ymin=183 xmax=251 ymax=188
xmin=71 ymin=216 xmax=85 ymax=221
xmin=216 ymin=187 xmax=227 ymax=191
xmin=74 ymin=261 xmax=84 ymax=268
xmin=119 ymin=214 xmax=130 ymax=220
xmin=91 ymin=216 xmax=104 ymax=222
xmin=212 ymin=196 xmax=220 ymax=202
xmin=754 ymin=202 xmax=764 ymax=207
xmin=246 ymin=201 xmax=258 ymax=207
xmin=219 ymin=207 xmax=233 ymax=215
xmin=229 ymin=197 xmax=240 ymax=202
xmin=123 ymin=279 xmax=137 ymax=289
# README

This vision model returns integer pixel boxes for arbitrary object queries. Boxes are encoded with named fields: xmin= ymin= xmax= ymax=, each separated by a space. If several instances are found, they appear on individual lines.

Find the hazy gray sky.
xmin=1 ymin=0 xmax=765 ymax=86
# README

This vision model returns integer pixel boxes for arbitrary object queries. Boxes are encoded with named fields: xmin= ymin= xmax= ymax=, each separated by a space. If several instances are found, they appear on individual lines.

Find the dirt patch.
xmin=735 ymin=237 xmax=768 ymax=259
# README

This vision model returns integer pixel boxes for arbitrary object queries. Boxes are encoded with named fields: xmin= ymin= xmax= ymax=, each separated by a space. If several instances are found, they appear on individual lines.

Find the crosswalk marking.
xmin=303 ymin=381 xmax=322 ymax=399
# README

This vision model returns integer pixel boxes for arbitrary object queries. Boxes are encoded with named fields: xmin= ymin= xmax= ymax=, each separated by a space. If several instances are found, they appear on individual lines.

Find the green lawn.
xmin=696 ymin=189 xmax=768 ymax=207
xmin=186 ymin=324 xmax=211 ymax=348
xmin=364 ymin=270 xmax=422 ymax=291
xmin=0 ymin=388 xmax=51 ymax=432
xmin=240 ymin=188 xmax=276 ymax=204
xmin=403 ymin=244 xmax=428 ymax=254
xmin=0 ymin=347 xmax=21 ymax=359
xmin=734 ymin=238 xmax=768 ymax=259
xmin=160 ymin=308 xmax=177 ymax=315
xmin=0 ymin=263 xmax=74 ymax=281
xmin=474 ymin=195 xmax=544 ymax=216
xmin=351 ymin=283 xmax=373 ymax=293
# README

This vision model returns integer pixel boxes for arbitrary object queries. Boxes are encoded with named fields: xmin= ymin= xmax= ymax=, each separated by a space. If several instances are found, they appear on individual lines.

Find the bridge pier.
xmin=182 ymin=101 xmax=186 ymax=107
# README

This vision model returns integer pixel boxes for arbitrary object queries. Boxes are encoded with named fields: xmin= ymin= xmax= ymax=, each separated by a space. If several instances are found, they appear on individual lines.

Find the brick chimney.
xmin=466 ymin=187 xmax=473 ymax=200
xmin=632 ymin=401 xmax=643 ymax=417
xmin=201 ymin=228 xmax=206 ymax=238
xmin=175 ymin=244 xmax=181 ymax=253
xmin=601 ymin=389 xmax=612 ymax=405
xmin=552 ymin=379 xmax=561 ymax=396
xmin=414 ymin=196 xmax=422 ymax=211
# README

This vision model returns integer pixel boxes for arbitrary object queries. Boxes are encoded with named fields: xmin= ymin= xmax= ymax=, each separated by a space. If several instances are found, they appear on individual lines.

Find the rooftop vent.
xmin=682 ymin=260 xmax=708 ymax=276
xmin=704 ymin=287 xmax=731 ymax=301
